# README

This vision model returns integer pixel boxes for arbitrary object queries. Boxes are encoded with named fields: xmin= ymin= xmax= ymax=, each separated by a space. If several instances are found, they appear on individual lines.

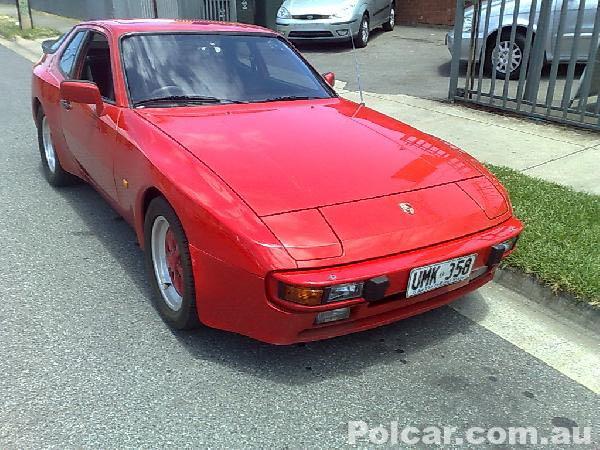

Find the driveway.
xmin=300 ymin=25 xmax=453 ymax=100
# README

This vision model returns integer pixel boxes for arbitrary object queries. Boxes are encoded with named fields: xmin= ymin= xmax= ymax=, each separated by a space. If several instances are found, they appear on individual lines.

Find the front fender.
xmin=118 ymin=110 xmax=297 ymax=277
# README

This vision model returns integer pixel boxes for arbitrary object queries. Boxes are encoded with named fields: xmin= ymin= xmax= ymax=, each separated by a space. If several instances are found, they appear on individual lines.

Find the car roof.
xmin=79 ymin=19 xmax=276 ymax=37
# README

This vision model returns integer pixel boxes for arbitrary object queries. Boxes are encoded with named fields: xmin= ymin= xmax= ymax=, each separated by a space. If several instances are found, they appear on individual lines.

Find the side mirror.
xmin=323 ymin=72 xmax=335 ymax=87
xmin=41 ymin=38 xmax=58 ymax=54
xmin=60 ymin=81 xmax=104 ymax=115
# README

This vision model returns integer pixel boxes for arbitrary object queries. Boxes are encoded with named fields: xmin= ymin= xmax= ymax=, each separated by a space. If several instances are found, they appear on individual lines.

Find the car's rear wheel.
xmin=144 ymin=196 xmax=200 ymax=330
xmin=36 ymin=108 xmax=76 ymax=186
xmin=355 ymin=14 xmax=369 ymax=48
xmin=382 ymin=3 xmax=395 ymax=31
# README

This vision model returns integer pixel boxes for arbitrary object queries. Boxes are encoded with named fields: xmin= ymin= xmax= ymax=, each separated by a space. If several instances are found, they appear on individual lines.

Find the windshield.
xmin=121 ymin=33 xmax=333 ymax=106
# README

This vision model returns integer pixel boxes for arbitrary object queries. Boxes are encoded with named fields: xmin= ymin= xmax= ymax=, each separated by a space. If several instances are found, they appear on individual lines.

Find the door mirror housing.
xmin=41 ymin=39 xmax=58 ymax=54
xmin=60 ymin=81 xmax=104 ymax=115
xmin=323 ymin=72 xmax=335 ymax=87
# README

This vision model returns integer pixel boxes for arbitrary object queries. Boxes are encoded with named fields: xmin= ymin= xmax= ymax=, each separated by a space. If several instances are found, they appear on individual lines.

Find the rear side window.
xmin=59 ymin=30 xmax=87 ymax=77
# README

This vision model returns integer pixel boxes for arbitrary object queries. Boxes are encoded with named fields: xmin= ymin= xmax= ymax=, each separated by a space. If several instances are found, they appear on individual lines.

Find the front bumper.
xmin=277 ymin=18 xmax=360 ymax=41
xmin=191 ymin=216 xmax=522 ymax=345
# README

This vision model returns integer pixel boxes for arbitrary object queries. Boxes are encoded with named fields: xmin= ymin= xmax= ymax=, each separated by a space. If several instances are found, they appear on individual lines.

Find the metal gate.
xmin=201 ymin=0 xmax=236 ymax=21
xmin=448 ymin=0 xmax=600 ymax=131
xmin=113 ymin=0 xmax=236 ymax=21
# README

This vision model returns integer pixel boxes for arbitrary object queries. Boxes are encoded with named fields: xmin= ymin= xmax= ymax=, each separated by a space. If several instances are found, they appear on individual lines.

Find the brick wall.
xmin=396 ymin=0 xmax=457 ymax=27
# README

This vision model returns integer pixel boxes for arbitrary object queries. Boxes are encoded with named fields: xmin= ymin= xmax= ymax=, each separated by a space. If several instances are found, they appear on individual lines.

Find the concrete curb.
xmin=495 ymin=267 xmax=599 ymax=332
xmin=0 ymin=36 xmax=43 ymax=63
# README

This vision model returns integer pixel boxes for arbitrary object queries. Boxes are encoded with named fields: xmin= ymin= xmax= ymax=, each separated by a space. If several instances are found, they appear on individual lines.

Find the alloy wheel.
xmin=41 ymin=116 xmax=56 ymax=173
xmin=151 ymin=215 xmax=184 ymax=311
xmin=361 ymin=18 xmax=369 ymax=44
xmin=492 ymin=40 xmax=523 ymax=76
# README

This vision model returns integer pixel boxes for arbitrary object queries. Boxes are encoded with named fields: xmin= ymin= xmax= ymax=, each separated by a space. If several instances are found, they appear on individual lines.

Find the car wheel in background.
xmin=382 ymin=3 xmax=395 ymax=32
xmin=355 ymin=14 xmax=370 ymax=48
xmin=36 ymin=108 xmax=77 ymax=186
xmin=144 ymin=196 xmax=200 ymax=330
xmin=486 ymin=31 xmax=526 ymax=80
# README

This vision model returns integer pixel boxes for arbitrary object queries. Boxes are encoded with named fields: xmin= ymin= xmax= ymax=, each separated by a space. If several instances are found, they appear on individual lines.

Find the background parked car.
xmin=277 ymin=0 xmax=396 ymax=48
xmin=447 ymin=0 xmax=599 ymax=79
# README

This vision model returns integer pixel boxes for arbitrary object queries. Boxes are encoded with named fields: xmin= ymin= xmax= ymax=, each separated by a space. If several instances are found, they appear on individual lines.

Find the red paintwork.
xmin=32 ymin=19 xmax=523 ymax=344
xmin=60 ymin=80 xmax=103 ymax=113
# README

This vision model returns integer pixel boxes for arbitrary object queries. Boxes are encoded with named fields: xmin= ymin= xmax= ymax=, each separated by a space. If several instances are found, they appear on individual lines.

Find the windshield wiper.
xmin=257 ymin=96 xmax=322 ymax=103
xmin=134 ymin=95 xmax=246 ymax=107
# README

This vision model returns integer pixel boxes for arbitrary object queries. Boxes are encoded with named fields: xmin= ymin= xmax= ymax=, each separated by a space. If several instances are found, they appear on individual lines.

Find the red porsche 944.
xmin=32 ymin=20 xmax=522 ymax=344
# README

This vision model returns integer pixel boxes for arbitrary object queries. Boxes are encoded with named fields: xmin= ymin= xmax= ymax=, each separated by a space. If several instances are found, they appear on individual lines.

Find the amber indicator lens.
xmin=279 ymin=284 xmax=324 ymax=306
xmin=501 ymin=236 xmax=520 ymax=251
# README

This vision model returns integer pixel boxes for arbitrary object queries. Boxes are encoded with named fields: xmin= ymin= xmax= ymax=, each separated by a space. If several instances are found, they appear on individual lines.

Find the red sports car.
xmin=32 ymin=20 xmax=522 ymax=344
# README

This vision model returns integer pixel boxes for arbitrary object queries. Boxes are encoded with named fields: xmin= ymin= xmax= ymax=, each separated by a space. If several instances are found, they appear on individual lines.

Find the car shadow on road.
xmin=56 ymin=175 xmax=488 ymax=387
xmin=173 ymin=303 xmax=485 ymax=386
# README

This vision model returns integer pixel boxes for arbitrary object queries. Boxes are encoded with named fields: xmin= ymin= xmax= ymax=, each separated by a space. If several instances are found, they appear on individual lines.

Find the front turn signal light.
xmin=279 ymin=284 xmax=324 ymax=306
xmin=501 ymin=236 xmax=520 ymax=252
xmin=278 ymin=281 xmax=366 ymax=306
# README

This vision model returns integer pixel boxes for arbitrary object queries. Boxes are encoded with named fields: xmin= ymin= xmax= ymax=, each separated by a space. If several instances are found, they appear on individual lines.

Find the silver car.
xmin=276 ymin=0 xmax=396 ymax=48
xmin=447 ymin=0 xmax=599 ymax=78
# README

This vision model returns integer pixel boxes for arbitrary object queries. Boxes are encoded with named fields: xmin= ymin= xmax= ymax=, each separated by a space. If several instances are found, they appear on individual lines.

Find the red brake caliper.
xmin=164 ymin=227 xmax=184 ymax=295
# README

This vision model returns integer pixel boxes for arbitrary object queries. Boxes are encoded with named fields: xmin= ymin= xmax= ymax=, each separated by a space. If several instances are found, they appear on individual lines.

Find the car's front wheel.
xmin=382 ymin=3 xmax=395 ymax=31
xmin=36 ymin=108 xmax=76 ymax=186
xmin=144 ymin=196 xmax=200 ymax=330
xmin=355 ymin=14 xmax=370 ymax=48
xmin=486 ymin=31 xmax=526 ymax=80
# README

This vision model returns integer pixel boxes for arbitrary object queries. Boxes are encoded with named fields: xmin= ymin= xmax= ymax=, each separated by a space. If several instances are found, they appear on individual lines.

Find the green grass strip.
xmin=0 ymin=15 xmax=59 ymax=40
xmin=488 ymin=165 xmax=599 ymax=307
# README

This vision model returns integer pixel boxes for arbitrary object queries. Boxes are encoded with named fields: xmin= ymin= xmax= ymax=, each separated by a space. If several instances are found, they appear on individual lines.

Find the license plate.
xmin=406 ymin=254 xmax=477 ymax=298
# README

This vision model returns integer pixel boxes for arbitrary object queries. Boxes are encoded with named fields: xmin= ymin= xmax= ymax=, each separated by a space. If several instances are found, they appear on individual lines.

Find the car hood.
xmin=137 ymin=98 xmax=484 ymax=218
xmin=284 ymin=0 xmax=356 ymax=14
xmin=138 ymin=98 xmax=510 ymax=263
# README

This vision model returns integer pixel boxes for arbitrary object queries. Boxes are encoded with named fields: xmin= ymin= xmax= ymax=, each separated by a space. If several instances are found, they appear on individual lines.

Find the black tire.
xmin=382 ymin=3 xmax=395 ymax=32
xmin=485 ymin=30 xmax=527 ymax=80
xmin=144 ymin=197 xmax=200 ymax=330
xmin=355 ymin=14 xmax=369 ymax=48
xmin=36 ymin=107 xmax=77 ymax=186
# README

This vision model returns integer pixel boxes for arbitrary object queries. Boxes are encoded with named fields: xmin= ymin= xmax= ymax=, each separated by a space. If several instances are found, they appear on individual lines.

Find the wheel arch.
xmin=483 ymin=25 xmax=534 ymax=62
xmin=32 ymin=97 xmax=42 ymax=123
xmin=137 ymin=186 xmax=169 ymax=249
xmin=486 ymin=25 xmax=534 ymax=50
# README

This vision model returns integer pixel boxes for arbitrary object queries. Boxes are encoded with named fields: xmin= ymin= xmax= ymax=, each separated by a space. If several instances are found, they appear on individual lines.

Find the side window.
xmin=76 ymin=32 xmax=116 ymax=102
xmin=235 ymin=42 xmax=253 ymax=69
xmin=257 ymin=39 xmax=322 ymax=91
xmin=59 ymin=30 xmax=87 ymax=77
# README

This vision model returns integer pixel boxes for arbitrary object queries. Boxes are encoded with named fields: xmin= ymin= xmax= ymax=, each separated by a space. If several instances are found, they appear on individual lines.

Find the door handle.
xmin=60 ymin=99 xmax=72 ymax=111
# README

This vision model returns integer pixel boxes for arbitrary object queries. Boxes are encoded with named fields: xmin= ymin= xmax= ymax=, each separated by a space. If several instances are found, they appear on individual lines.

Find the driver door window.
xmin=74 ymin=31 xmax=116 ymax=102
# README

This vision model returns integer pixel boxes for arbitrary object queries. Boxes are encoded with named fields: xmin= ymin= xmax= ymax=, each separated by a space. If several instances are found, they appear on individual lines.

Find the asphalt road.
xmin=0 ymin=44 xmax=599 ymax=448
